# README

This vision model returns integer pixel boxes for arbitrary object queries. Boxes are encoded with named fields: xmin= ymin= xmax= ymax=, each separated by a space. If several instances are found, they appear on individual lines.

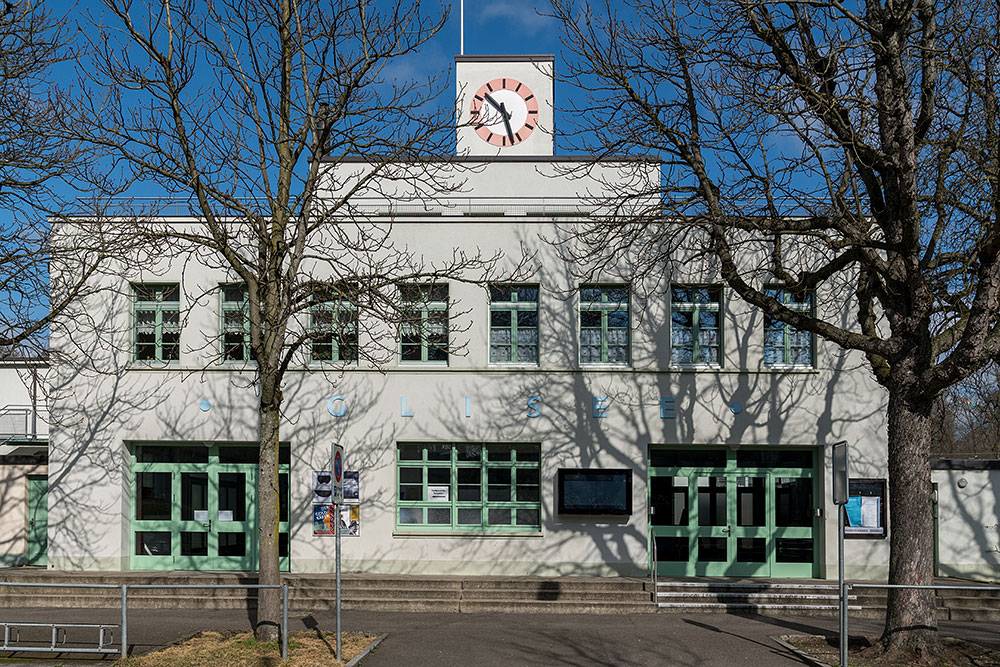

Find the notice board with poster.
xmin=844 ymin=478 xmax=887 ymax=538
xmin=312 ymin=469 xmax=361 ymax=536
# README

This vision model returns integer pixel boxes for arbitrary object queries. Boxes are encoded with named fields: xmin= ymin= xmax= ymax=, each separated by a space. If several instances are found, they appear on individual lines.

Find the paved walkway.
xmin=2 ymin=607 xmax=1000 ymax=666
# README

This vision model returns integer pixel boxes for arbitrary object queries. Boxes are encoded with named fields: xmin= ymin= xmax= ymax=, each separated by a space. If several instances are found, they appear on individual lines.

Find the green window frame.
xmin=311 ymin=294 xmax=359 ymax=363
xmin=133 ymin=283 xmax=181 ymax=362
xmin=130 ymin=443 xmax=290 ymax=571
xmin=221 ymin=284 xmax=250 ymax=362
xmin=670 ymin=285 xmax=723 ymax=366
xmin=395 ymin=442 xmax=541 ymax=533
xmin=489 ymin=284 xmax=539 ymax=364
xmin=763 ymin=286 xmax=814 ymax=367
xmin=400 ymin=284 xmax=448 ymax=363
xmin=579 ymin=284 xmax=629 ymax=365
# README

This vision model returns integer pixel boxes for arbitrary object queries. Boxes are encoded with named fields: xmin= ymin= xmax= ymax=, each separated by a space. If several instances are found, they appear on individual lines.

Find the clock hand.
xmin=499 ymin=102 xmax=515 ymax=142
xmin=483 ymin=93 xmax=505 ymax=114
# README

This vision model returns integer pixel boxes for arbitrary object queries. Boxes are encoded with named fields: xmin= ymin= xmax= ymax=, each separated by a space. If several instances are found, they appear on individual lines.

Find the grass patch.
xmin=116 ymin=630 xmax=378 ymax=667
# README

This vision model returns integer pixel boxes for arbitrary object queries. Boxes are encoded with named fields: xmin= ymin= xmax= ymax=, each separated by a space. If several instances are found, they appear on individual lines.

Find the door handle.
xmin=28 ymin=519 xmax=34 ymax=528
xmin=721 ymin=526 xmax=730 ymax=534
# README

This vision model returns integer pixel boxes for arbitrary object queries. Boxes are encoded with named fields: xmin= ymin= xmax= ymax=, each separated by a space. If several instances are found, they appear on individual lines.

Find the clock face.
xmin=469 ymin=78 xmax=539 ymax=147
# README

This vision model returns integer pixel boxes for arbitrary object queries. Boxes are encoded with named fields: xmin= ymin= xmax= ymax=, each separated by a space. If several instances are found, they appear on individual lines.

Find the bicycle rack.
xmin=1 ymin=622 xmax=118 ymax=654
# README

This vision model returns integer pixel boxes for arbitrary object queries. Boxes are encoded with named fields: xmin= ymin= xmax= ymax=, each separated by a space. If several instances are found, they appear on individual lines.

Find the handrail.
xmin=0 ymin=582 xmax=289 ymax=660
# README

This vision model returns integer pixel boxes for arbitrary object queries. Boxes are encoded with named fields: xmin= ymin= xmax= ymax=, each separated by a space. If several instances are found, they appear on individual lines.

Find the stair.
xmin=0 ymin=571 xmax=655 ymax=615
xmin=4 ymin=571 xmax=1000 ymax=619
xmin=654 ymin=580 xmax=860 ymax=616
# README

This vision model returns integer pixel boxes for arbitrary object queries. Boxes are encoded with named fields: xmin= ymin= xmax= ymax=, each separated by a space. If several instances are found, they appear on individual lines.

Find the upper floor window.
xmin=133 ymin=283 xmax=180 ymax=362
xmin=489 ymin=284 xmax=539 ymax=364
xmin=311 ymin=287 xmax=358 ymax=363
xmin=221 ymin=284 xmax=250 ymax=362
xmin=670 ymin=285 xmax=722 ymax=366
xmin=579 ymin=284 xmax=629 ymax=365
xmin=400 ymin=284 xmax=448 ymax=363
xmin=763 ymin=287 xmax=814 ymax=366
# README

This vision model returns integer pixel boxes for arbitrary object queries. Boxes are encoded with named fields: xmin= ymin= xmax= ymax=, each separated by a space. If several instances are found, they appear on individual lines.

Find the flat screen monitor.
xmin=557 ymin=469 xmax=632 ymax=515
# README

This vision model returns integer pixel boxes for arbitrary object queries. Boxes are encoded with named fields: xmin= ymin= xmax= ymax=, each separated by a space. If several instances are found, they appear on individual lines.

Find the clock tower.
xmin=456 ymin=55 xmax=554 ymax=157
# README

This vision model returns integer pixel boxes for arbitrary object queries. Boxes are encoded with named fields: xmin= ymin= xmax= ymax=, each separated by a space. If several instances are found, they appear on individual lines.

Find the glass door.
xmin=131 ymin=444 xmax=288 ymax=571
xmin=731 ymin=475 xmax=768 ymax=576
xmin=649 ymin=446 xmax=818 ymax=578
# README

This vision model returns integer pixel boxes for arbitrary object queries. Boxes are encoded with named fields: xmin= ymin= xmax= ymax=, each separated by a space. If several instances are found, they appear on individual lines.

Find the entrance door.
xmin=649 ymin=447 xmax=818 ymax=577
xmin=131 ymin=444 xmax=288 ymax=571
xmin=26 ymin=476 xmax=47 ymax=566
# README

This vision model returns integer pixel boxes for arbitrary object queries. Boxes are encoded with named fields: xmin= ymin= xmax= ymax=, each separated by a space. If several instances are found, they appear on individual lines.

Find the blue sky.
xmin=446 ymin=1 xmax=563 ymax=57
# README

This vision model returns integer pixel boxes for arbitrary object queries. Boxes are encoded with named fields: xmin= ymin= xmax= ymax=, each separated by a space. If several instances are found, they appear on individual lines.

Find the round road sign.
xmin=333 ymin=449 xmax=343 ymax=483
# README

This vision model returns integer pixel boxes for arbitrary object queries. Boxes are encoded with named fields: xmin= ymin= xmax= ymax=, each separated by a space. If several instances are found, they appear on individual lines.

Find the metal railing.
xmin=0 ymin=582 xmax=289 ymax=659
xmin=838 ymin=582 xmax=1000 ymax=666
xmin=97 ymin=195 xmax=600 ymax=217
xmin=650 ymin=535 xmax=658 ymax=594
xmin=0 ymin=405 xmax=45 ymax=440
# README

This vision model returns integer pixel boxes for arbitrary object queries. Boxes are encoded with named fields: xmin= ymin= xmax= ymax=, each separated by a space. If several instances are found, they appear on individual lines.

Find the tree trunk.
xmin=255 ymin=387 xmax=282 ymax=642
xmin=881 ymin=382 xmax=938 ymax=653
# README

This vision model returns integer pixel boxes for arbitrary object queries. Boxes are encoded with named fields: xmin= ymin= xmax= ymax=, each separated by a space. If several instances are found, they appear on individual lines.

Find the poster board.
xmin=313 ymin=470 xmax=361 ymax=536
xmin=313 ymin=504 xmax=360 ymax=537
xmin=844 ymin=478 xmax=887 ymax=538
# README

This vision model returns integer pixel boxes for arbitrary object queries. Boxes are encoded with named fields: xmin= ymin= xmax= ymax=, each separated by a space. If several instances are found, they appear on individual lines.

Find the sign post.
xmin=832 ymin=441 xmax=849 ymax=667
xmin=331 ymin=443 xmax=344 ymax=660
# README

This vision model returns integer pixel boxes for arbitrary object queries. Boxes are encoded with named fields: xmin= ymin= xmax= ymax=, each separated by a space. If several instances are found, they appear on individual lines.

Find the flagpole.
xmin=460 ymin=0 xmax=464 ymax=55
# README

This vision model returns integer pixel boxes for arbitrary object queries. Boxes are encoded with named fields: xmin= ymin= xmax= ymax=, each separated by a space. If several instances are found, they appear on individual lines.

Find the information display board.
xmin=844 ymin=478 xmax=887 ymax=538
xmin=557 ymin=469 xmax=632 ymax=515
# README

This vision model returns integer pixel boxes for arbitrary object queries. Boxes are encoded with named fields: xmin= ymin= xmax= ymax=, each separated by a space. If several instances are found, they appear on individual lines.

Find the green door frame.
xmin=649 ymin=446 xmax=818 ymax=578
xmin=26 ymin=475 xmax=47 ymax=567
xmin=130 ymin=445 xmax=289 ymax=571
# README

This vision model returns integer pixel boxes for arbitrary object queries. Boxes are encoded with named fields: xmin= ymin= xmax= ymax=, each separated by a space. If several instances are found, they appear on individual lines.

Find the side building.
xmin=0 ymin=356 xmax=48 ymax=567
xmin=46 ymin=55 xmax=896 ymax=580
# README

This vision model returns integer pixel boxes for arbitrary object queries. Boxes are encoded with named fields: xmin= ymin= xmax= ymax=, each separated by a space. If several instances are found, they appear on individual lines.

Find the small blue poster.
xmin=845 ymin=496 xmax=863 ymax=527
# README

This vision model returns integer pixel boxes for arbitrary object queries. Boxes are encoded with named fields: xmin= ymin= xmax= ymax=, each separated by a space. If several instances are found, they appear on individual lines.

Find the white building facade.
xmin=43 ymin=55 xmax=901 ymax=580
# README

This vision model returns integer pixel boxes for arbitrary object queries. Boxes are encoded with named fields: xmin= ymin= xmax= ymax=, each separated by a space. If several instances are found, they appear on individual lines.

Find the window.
xmin=396 ymin=442 xmax=541 ymax=532
xmin=670 ymin=285 xmax=722 ymax=366
xmin=579 ymin=284 xmax=629 ymax=364
xmin=221 ymin=284 xmax=250 ymax=362
xmin=400 ymin=284 xmax=448 ymax=362
xmin=311 ymin=288 xmax=358 ymax=363
xmin=133 ymin=284 xmax=180 ymax=362
xmin=489 ymin=284 xmax=539 ymax=364
xmin=763 ymin=287 xmax=814 ymax=366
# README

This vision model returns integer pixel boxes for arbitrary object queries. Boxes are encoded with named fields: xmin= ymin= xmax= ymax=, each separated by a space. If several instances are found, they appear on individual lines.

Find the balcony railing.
xmin=87 ymin=196 xmax=603 ymax=218
xmin=0 ymin=405 xmax=46 ymax=440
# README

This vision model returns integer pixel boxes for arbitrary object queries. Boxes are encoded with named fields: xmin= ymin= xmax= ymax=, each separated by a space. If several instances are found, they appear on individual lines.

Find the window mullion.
xmin=509 ymin=305 xmax=519 ymax=362
xmin=691 ymin=304 xmax=701 ymax=363
xmin=600 ymin=306 xmax=609 ymax=363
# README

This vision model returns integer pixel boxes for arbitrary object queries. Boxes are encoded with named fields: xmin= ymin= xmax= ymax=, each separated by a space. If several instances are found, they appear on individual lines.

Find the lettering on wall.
xmin=592 ymin=396 xmax=609 ymax=419
xmin=526 ymin=395 xmax=542 ymax=419
xmin=326 ymin=395 xmax=347 ymax=417
xmin=325 ymin=393 xmax=685 ymax=420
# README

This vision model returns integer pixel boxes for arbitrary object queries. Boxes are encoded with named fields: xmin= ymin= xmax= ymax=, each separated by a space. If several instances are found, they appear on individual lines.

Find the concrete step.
xmin=459 ymin=599 xmax=655 ymax=614
xmin=934 ymin=587 xmax=1000 ymax=599
xmin=657 ymin=602 xmax=862 ymax=615
xmin=460 ymin=589 xmax=651 ymax=602
xmin=656 ymin=591 xmax=856 ymax=605
xmin=939 ymin=606 xmax=1000 ymax=622
xmin=460 ymin=579 xmax=649 ymax=593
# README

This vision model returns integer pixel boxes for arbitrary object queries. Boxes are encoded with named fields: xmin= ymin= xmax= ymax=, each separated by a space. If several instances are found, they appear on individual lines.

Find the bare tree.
xmin=932 ymin=363 xmax=1000 ymax=458
xmin=548 ymin=0 xmax=1000 ymax=656
xmin=77 ymin=0 xmax=519 ymax=641
xmin=0 ymin=1 xmax=112 ymax=354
